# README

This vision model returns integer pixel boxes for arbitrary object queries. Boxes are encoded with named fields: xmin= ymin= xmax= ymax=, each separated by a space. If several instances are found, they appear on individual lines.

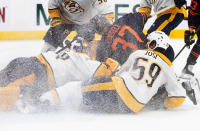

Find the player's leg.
xmin=181 ymin=29 xmax=200 ymax=78
xmin=147 ymin=14 xmax=171 ymax=35
xmin=81 ymin=76 xmax=145 ymax=113
xmin=0 ymin=57 xmax=49 ymax=111
xmin=159 ymin=13 xmax=184 ymax=35
xmin=147 ymin=13 xmax=184 ymax=35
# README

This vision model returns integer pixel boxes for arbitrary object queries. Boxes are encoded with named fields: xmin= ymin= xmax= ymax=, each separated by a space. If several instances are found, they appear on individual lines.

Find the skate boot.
xmin=180 ymin=63 xmax=195 ymax=79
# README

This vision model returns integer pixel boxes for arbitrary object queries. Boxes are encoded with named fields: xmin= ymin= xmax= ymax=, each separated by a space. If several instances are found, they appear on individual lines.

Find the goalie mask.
xmin=147 ymin=31 xmax=169 ymax=51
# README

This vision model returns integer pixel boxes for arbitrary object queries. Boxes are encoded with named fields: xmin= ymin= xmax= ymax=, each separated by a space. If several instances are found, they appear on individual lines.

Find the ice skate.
xmin=180 ymin=64 xmax=194 ymax=79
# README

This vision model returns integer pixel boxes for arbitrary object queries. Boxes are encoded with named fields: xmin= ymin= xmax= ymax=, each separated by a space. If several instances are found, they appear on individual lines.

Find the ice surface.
xmin=0 ymin=40 xmax=200 ymax=131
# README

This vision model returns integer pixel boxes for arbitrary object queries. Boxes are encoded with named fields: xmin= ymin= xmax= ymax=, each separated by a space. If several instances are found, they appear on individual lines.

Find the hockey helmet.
xmin=147 ymin=31 xmax=175 ymax=62
xmin=147 ymin=31 xmax=169 ymax=50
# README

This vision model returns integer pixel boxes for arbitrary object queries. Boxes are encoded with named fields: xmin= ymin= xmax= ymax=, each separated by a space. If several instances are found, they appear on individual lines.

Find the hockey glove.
xmin=64 ymin=36 xmax=84 ymax=52
xmin=184 ymin=30 xmax=195 ymax=47
xmin=174 ymin=0 xmax=186 ymax=8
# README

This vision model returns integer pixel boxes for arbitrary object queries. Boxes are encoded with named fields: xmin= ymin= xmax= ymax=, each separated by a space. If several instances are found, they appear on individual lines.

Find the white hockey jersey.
xmin=48 ymin=0 xmax=112 ymax=25
xmin=42 ymin=50 xmax=101 ymax=87
xmin=140 ymin=0 xmax=175 ymax=13
xmin=116 ymin=49 xmax=186 ymax=105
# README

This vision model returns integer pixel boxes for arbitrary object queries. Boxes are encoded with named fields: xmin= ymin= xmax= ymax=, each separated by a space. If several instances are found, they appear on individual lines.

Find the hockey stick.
xmin=174 ymin=44 xmax=187 ymax=60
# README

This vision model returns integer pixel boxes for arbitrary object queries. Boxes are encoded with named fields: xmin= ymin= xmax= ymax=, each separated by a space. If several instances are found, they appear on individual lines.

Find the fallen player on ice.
xmin=0 ymin=30 xmax=199 ymax=113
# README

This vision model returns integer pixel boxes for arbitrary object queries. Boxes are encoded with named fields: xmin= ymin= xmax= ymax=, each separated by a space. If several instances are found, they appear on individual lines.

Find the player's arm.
xmin=42 ymin=0 xmax=69 ymax=51
xmin=72 ymin=13 xmax=113 ymax=54
xmin=183 ymin=6 xmax=197 ymax=47
xmin=85 ymin=13 xmax=114 ymax=57
xmin=48 ymin=0 xmax=62 ymax=27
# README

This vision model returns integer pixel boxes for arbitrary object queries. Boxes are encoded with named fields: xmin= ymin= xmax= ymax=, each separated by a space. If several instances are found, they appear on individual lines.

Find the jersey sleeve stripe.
xmin=36 ymin=54 xmax=60 ymax=105
xmin=81 ymin=81 xmax=115 ymax=92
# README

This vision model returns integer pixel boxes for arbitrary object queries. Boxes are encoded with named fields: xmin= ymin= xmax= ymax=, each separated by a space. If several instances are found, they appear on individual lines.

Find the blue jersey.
xmin=96 ymin=12 xmax=148 ymax=65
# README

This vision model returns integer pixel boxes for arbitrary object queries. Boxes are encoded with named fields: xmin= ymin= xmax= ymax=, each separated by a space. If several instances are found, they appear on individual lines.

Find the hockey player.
xmin=86 ymin=0 xmax=188 ymax=60
xmin=42 ymin=0 xmax=113 ymax=52
xmin=138 ymin=0 xmax=188 ymax=61
xmin=95 ymin=12 xmax=148 ymax=65
xmin=80 ymin=31 xmax=187 ymax=113
xmin=138 ymin=0 xmax=187 ymax=36
xmin=0 ymin=50 xmax=103 ymax=112
xmin=0 ymin=31 xmax=197 ymax=113
xmin=0 ymin=12 xmax=147 ymax=112
xmin=181 ymin=0 xmax=200 ymax=79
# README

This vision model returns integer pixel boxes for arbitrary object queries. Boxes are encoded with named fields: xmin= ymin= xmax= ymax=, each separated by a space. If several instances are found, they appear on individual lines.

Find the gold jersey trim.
xmin=36 ymin=54 xmax=60 ymax=105
xmin=154 ymin=51 xmax=173 ymax=66
xmin=82 ymin=81 xmax=115 ymax=92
